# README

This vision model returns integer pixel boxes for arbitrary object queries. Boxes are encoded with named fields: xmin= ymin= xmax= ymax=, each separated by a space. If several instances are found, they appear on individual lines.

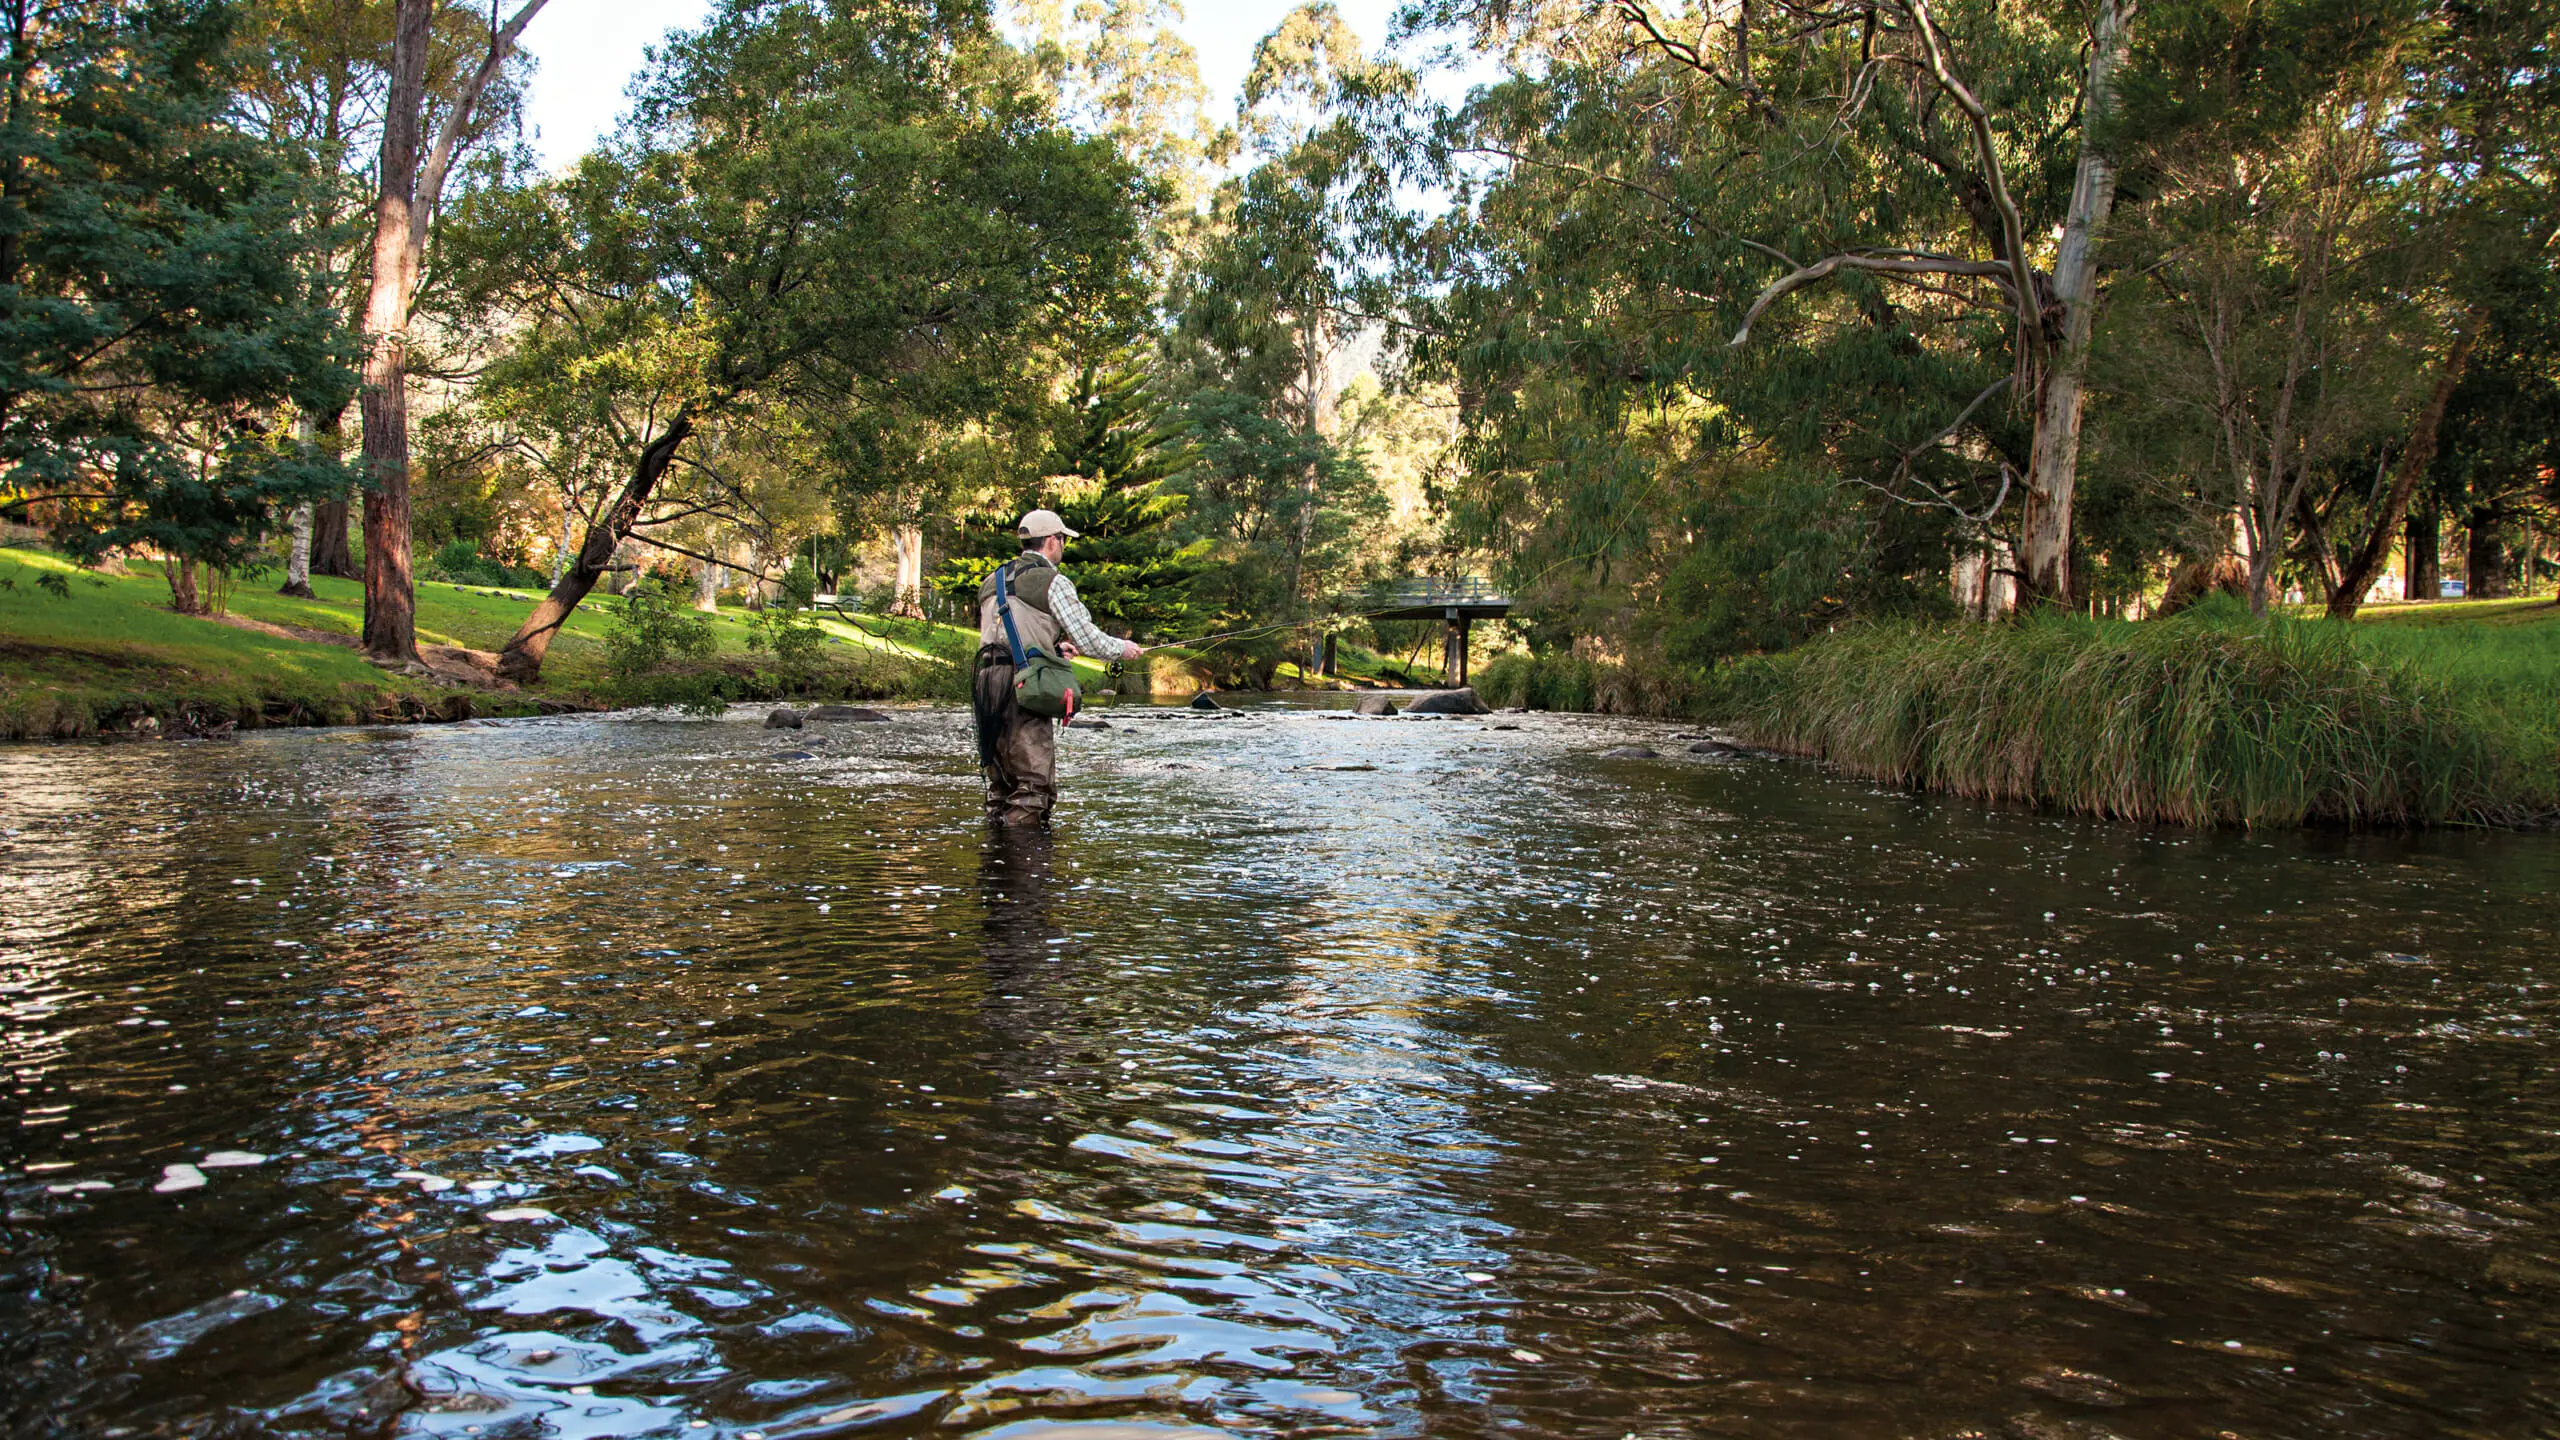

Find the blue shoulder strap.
xmin=993 ymin=559 xmax=1031 ymax=669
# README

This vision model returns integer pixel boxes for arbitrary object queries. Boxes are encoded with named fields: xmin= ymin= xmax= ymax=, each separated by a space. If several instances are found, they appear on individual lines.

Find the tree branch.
xmin=1730 ymin=252 xmax=2014 ymax=344
xmin=413 ymin=0 xmax=549 ymax=248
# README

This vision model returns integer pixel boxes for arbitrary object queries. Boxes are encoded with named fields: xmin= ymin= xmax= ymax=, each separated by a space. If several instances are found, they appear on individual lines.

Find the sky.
xmin=515 ymin=0 xmax=1416 ymax=173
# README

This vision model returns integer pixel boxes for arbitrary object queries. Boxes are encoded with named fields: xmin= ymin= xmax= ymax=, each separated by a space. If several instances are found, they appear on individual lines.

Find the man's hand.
xmin=1122 ymin=643 xmax=1147 ymax=659
xmin=1058 ymin=640 xmax=1081 ymax=660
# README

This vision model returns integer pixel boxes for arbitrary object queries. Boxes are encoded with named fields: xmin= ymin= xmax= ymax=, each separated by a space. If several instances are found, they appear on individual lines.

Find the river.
xmin=2 ymin=701 xmax=2554 ymax=1438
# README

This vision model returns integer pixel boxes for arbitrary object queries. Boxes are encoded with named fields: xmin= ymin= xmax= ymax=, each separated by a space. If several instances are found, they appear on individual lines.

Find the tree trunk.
xmin=166 ymin=557 xmax=202 ymax=615
xmin=2403 ymin=500 xmax=2440 ymax=600
xmin=353 ymin=0 xmax=548 ymax=658
xmin=311 ymin=496 xmax=356 ymax=578
xmin=2328 ymin=312 xmax=2483 ymax=617
xmin=891 ymin=524 xmax=924 ymax=617
xmin=282 ymin=503 xmax=315 ymax=597
xmin=2467 ymin=508 xmax=2510 ymax=598
xmin=497 ymin=413 xmax=695 ymax=683
xmin=2017 ymin=0 xmax=2135 ymax=607
xmin=357 ymin=0 xmax=430 ymax=663
xmin=2294 ymin=485 xmax=2341 ymax=604
xmin=695 ymin=555 xmax=722 ymax=611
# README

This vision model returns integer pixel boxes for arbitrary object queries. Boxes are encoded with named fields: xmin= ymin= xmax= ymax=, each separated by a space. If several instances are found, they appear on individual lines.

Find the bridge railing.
xmin=1358 ymin=576 xmax=1510 ymax=609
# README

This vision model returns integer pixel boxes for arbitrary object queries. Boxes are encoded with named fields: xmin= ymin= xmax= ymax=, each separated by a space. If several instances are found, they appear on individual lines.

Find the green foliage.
xmin=1703 ymin=601 xmax=2552 ymax=827
xmin=431 ymin=0 xmax=1158 ymax=656
xmin=420 ymin=537 xmax=543 ymax=589
xmin=1473 ymin=650 xmax=1698 ymax=716
xmin=936 ymin=353 xmax=1207 ymax=635
xmin=748 ymin=562 xmax=828 ymax=690
xmin=0 ymin=0 xmax=358 ymax=570
xmin=603 ymin=579 xmax=724 ymax=711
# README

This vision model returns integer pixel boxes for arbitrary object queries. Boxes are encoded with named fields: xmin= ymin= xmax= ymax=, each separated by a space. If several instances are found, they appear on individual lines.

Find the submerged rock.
xmin=1066 ymin=718 xmax=1113 ymax=730
xmin=1354 ymin=694 xmax=1398 ymax=716
xmin=1189 ymin=693 xmax=1226 ymax=710
xmin=774 ymin=750 xmax=815 ymax=761
xmin=1405 ymin=687 xmax=1489 ymax=716
xmin=1688 ymin=739 xmax=1740 ymax=755
xmin=1600 ymin=745 xmax=1661 ymax=759
xmin=808 ymin=705 xmax=889 ymax=722
xmin=764 ymin=708 xmax=804 ymax=729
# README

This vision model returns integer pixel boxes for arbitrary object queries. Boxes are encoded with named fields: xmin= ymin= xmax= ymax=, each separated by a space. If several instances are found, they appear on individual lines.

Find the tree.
xmin=356 ymin=0 xmax=546 ymax=663
xmin=0 ymin=0 xmax=357 ymax=611
xmin=466 ymin=0 xmax=1152 ymax=683
xmin=2325 ymin=0 xmax=2559 ymax=616
xmin=937 ymin=351 xmax=1207 ymax=635
xmin=2104 ymin=85 xmax=2424 ymax=614
xmin=234 ymin=0 xmax=534 ymax=594
xmin=1166 ymin=3 xmax=1405 ymax=613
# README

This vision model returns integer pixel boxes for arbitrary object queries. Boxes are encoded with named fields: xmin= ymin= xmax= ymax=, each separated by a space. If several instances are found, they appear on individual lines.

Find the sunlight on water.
xmin=2 ymin=701 xmax=2555 ymax=1436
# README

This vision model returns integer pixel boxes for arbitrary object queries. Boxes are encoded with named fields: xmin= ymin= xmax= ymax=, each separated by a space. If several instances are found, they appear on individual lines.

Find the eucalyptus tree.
xmin=1168 ymin=3 xmax=1408 ymax=611
xmin=355 ymin=0 xmax=546 ymax=664
xmin=1396 ymin=0 xmax=2148 ymax=607
xmin=2324 ymin=0 xmax=2560 ymax=616
xmin=2103 ymin=83 xmax=2427 ymax=615
xmin=457 ymin=0 xmax=1151 ymax=683
xmin=234 ymin=0 xmax=533 ymax=594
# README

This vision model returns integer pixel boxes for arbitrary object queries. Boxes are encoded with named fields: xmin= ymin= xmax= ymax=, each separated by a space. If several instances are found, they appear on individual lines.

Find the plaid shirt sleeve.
xmin=1046 ymin=572 xmax=1137 ymax=661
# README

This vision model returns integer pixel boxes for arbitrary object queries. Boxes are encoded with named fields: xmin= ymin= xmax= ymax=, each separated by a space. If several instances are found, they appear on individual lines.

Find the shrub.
xmin=603 ymin=579 xmax=725 ymax=712
xmin=747 ymin=563 xmax=831 ymax=691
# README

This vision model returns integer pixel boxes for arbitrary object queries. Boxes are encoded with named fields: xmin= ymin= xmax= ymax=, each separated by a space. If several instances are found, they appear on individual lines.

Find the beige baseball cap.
xmin=1017 ymin=508 xmax=1080 ymax=539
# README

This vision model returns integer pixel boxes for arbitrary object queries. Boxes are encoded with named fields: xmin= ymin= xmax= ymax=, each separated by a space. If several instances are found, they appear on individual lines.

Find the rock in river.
xmin=1601 ymin=745 xmax=1661 ymax=759
xmin=808 ymin=705 xmax=890 ymax=722
xmin=1189 ymin=693 xmax=1227 ymax=710
xmin=1688 ymin=739 xmax=1740 ymax=755
xmin=1354 ymin=694 xmax=1398 ymax=716
xmin=1404 ymin=687 xmax=1489 ymax=716
xmin=764 ymin=708 xmax=804 ymax=729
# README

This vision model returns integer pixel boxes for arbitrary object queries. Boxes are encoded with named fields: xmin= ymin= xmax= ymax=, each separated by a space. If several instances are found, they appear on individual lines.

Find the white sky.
xmin=516 ymin=0 xmax=1417 ymax=172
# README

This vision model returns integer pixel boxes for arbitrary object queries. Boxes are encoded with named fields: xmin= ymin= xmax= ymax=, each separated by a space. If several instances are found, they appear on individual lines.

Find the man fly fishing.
xmin=974 ymin=509 xmax=1148 ymax=827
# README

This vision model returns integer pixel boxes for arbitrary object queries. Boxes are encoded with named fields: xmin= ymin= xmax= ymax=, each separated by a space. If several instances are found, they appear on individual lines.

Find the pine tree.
xmin=0 ymin=0 xmax=357 ymax=612
xmin=940 ymin=352 xmax=1205 ymax=637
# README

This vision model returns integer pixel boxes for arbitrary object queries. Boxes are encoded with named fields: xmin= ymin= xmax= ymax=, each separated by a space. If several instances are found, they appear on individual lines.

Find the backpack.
xmin=993 ymin=560 xmax=1079 ymax=721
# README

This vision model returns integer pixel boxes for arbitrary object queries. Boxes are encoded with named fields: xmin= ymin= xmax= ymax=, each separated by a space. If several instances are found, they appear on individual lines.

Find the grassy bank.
xmin=1478 ymin=598 xmax=2557 ymax=828
xmin=1715 ymin=601 xmax=2556 ymax=827
xmin=0 ymin=547 xmax=977 ymax=740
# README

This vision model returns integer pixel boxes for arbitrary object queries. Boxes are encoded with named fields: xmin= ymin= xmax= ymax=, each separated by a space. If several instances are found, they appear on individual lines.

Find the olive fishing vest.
xmin=977 ymin=555 xmax=1064 ymax=659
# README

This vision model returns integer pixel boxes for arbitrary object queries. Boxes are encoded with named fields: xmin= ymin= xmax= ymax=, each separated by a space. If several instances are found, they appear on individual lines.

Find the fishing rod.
xmin=1148 ymin=605 xmax=1416 ymax=652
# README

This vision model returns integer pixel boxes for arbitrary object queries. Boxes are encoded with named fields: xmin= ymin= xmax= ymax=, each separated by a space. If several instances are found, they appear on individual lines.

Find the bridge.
xmin=1356 ymin=577 xmax=1513 ymax=687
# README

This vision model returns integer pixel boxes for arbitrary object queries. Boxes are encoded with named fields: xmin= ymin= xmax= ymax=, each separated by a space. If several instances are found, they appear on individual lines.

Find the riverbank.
xmin=0 ymin=548 xmax=969 ymax=740
xmin=1478 ymin=597 xmax=2560 ymax=828
xmin=0 ymin=546 xmax=1429 ymax=740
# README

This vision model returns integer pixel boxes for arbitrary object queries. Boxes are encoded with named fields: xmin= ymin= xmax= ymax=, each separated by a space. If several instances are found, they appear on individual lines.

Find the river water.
xmin=2 ymin=701 xmax=2555 ymax=1438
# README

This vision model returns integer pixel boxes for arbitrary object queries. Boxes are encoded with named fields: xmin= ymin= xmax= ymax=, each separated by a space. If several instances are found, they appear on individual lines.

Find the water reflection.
xmin=1 ymin=705 xmax=2554 ymax=1437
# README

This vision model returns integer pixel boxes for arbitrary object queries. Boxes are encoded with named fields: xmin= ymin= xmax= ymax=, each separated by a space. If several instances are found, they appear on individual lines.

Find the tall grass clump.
xmin=1475 ymin=651 xmax=1697 ymax=716
xmin=1706 ymin=599 xmax=2552 ymax=827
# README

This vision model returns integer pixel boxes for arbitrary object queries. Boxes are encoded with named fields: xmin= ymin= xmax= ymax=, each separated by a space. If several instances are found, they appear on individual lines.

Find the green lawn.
xmin=0 ymin=548 xmax=462 ymax=737
xmin=0 ymin=546 xmax=1144 ymax=739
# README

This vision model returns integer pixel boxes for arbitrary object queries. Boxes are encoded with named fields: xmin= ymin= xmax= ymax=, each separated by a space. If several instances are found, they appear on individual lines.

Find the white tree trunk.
xmin=892 ymin=524 xmax=924 ymax=617
xmin=285 ymin=505 xmax=315 ymax=595
xmin=2018 ymin=0 xmax=2136 ymax=606
xmin=550 ymin=505 xmax=577 ymax=587
xmin=696 ymin=554 xmax=722 ymax=611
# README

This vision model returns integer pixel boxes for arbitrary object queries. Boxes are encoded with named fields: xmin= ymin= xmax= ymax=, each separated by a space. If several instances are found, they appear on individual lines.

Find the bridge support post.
xmin=1442 ymin=608 xmax=1470 ymax=688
